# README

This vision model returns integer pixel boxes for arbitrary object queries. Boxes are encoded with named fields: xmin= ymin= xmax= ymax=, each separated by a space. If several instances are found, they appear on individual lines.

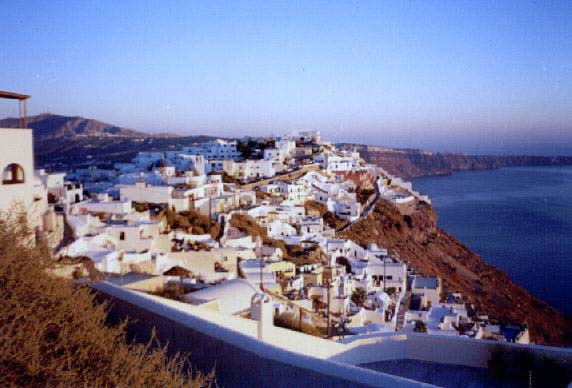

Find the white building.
xmin=275 ymin=180 xmax=308 ymax=204
xmin=411 ymin=276 xmax=442 ymax=310
xmin=183 ymin=139 xmax=241 ymax=161
xmin=0 ymin=127 xmax=64 ymax=247
xmin=0 ymin=128 xmax=36 ymax=214
xmin=315 ymin=151 xmax=360 ymax=172
xmin=118 ymin=181 xmax=173 ymax=205
xmin=291 ymin=130 xmax=321 ymax=143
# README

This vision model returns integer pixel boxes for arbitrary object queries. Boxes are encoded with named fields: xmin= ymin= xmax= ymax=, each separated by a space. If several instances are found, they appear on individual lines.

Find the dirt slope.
xmin=341 ymin=199 xmax=571 ymax=346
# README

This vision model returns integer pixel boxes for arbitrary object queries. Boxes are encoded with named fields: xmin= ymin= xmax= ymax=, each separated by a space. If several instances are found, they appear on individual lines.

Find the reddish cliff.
xmin=341 ymin=199 xmax=571 ymax=346
xmin=338 ymin=144 xmax=572 ymax=178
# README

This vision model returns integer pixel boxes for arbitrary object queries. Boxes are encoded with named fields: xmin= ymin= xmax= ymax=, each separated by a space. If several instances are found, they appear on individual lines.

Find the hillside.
xmin=341 ymin=199 xmax=572 ymax=346
xmin=0 ymin=113 xmax=217 ymax=169
xmin=0 ymin=113 xmax=145 ymax=140
xmin=339 ymin=144 xmax=572 ymax=178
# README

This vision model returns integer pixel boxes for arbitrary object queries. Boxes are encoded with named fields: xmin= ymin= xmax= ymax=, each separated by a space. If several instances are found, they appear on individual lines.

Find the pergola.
xmin=0 ymin=91 xmax=30 ymax=128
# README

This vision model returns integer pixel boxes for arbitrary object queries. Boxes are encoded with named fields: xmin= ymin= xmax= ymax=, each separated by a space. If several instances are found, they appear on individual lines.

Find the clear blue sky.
xmin=2 ymin=1 xmax=571 ymax=154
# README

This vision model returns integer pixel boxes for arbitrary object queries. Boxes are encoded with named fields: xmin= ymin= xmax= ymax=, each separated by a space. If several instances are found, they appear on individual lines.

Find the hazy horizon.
xmin=2 ymin=1 xmax=571 ymax=155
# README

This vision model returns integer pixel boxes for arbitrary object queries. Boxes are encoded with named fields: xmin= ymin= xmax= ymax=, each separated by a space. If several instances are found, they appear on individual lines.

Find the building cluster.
xmin=0 ymin=125 xmax=528 ymax=345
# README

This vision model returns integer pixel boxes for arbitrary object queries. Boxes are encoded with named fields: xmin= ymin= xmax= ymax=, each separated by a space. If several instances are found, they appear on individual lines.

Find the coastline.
xmin=410 ymin=165 xmax=572 ymax=317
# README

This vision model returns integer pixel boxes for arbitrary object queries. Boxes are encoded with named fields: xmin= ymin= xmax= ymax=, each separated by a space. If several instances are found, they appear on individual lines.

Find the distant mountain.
xmin=0 ymin=113 xmax=221 ymax=169
xmin=0 ymin=113 xmax=147 ymax=140
xmin=339 ymin=143 xmax=572 ymax=178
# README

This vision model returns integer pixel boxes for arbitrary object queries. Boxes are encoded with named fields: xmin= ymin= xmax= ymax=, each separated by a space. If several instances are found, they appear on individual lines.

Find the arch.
xmin=2 ymin=163 xmax=25 ymax=184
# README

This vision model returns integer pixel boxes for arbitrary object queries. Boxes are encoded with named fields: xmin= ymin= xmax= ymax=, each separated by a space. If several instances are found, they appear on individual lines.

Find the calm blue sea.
xmin=411 ymin=166 xmax=572 ymax=315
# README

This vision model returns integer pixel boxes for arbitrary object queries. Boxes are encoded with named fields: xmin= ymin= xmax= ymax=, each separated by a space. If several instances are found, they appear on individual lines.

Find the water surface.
xmin=412 ymin=166 xmax=572 ymax=315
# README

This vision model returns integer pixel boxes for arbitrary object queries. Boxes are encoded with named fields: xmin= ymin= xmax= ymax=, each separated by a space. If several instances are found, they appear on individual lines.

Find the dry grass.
xmin=0 ymin=212 xmax=213 ymax=387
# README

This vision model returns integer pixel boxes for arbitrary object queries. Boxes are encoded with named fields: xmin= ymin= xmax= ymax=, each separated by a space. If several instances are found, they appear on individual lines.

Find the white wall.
xmin=0 ymin=129 xmax=35 ymax=214
xmin=118 ymin=182 xmax=173 ymax=204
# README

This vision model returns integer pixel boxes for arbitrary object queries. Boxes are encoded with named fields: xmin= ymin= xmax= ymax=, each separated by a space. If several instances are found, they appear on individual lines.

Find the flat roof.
xmin=413 ymin=276 xmax=439 ymax=289
xmin=0 ymin=91 xmax=30 ymax=100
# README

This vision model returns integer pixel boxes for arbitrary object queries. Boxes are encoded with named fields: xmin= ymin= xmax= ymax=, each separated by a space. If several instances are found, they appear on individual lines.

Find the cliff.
xmin=339 ymin=144 xmax=572 ymax=178
xmin=341 ymin=199 xmax=571 ymax=346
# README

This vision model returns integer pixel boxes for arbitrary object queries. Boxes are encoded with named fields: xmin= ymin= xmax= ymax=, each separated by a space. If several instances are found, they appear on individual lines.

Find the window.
xmin=119 ymin=232 xmax=125 ymax=240
xmin=2 ymin=163 xmax=25 ymax=184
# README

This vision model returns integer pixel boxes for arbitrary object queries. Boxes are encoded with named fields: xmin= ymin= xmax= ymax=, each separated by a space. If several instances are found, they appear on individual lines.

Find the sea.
xmin=411 ymin=165 xmax=572 ymax=315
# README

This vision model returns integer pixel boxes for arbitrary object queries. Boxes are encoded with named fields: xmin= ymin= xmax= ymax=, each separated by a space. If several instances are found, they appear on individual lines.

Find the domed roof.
xmin=152 ymin=158 xmax=173 ymax=168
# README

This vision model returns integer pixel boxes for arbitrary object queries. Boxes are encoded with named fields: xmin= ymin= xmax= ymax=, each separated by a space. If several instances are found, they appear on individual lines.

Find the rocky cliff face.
xmin=339 ymin=144 xmax=572 ymax=178
xmin=341 ymin=199 xmax=571 ymax=346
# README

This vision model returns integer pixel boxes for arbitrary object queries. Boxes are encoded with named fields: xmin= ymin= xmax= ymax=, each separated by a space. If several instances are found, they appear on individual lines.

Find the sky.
xmin=1 ymin=0 xmax=572 ymax=154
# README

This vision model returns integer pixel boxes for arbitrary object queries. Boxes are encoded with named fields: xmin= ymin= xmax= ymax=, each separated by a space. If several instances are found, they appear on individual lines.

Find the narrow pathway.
xmin=395 ymin=291 xmax=411 ymax=330
xmin=338 ymin=177 xmax=382 ymax=232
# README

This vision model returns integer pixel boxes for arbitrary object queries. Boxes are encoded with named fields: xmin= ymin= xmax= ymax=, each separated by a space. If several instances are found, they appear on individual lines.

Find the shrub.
xmin=150 ymin=284 xmax=187 ymax=302
xmin=356 ymin=187 xmax=375 ymax=205
xmin=351 ymin=288 xmax=367 ymax=306
xmin=304 ymin=200 xmax=327 ymax=217
xmin=413 ymin=320 xmax=427 ymax=333
xmin=0 ymin=213 xmax=212 ymax=386
xmin=274 ymin=312 xmax=324 ymax=337
xmin=229 ymin=213 xmax=269 ymax=241
xmin=165 ymin=208 xmax=220 ymax=239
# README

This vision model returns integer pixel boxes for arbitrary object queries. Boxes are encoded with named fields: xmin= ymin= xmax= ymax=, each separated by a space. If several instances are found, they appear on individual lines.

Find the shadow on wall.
xmin=94 ymin=289 xmax=393 ymax=387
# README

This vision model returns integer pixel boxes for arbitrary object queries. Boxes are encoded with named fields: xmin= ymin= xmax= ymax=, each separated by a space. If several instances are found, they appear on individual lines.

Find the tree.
xmin=0 ymin=213 xmax=212 ymax=386
xmin=413 ymin=320 xmax=427 ymax=333
xmin=351 ymin=288 xmax=367 ymax=307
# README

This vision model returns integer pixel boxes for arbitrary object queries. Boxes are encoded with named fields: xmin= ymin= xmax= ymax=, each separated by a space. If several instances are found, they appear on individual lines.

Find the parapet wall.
xmin=334 ymin=331 xmax=572 ymax=369
xmin=92 ymin=282 xmax=427 ymax=387
xmin=239 ymin=163 xmax=320 ymax=191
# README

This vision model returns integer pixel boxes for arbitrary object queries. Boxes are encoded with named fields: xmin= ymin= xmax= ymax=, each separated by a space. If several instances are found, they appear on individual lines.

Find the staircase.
xmin=396 ymin=291 xmax=412 ymax=330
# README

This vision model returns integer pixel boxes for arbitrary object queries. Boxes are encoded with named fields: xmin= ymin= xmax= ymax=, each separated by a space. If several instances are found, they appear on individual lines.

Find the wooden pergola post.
xmin=1 ymin=91 xmax=30 ymax=128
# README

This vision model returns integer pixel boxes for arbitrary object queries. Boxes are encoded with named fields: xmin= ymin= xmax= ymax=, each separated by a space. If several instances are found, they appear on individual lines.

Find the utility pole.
xmin=326 ymin=280 xmax=331 ymax=339
xmin=259 ymin=257 xmax=264 ymax=291
xmin=383 ymin=256 xmax=386 ymax=293
xmin=208 ymin=195 xmax=212 ymax=234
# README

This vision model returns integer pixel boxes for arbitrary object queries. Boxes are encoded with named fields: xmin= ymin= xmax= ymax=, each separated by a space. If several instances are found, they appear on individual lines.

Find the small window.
xmin=2 ymin=163 xmax=25 ymax=184
xmin=119 ymin=232 xmax=125 ymax=240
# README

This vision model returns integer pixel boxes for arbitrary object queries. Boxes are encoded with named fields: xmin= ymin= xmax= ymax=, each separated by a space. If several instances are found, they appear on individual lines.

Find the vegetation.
xmin=150 ymin=284 xmax=187 ymax=302
xmin=356 ymin=187 xmax=375 ymax=205
xmin=229 ymin=214 xmax=322 ymax=265
xmin=164 ymin=208 xmax=220 ymax=239
xmin=351 ymin=287 xmax=367 ymax=306
xmin=237 ymin=139 xmax=275 ymax=159
xmin=385 ymin=287 xmax=397 ymax=298
xmin=132 ymin=201 xmax=165 ymax=214
xmin=286 ymin=244 xmax=323 ymax=266
xmin=0 ymin=213 xmax=212 ymax=386
xmin=229 ymin=213 xmax=269 ymax=242
xmin=413 ymin=320 xmax=427 ymax=333
xmin=274 ymin=312 xmax=324 ymax=337
xmin=335 ymin=256 xmax=352 ymax=273
xmin=323 ymin=211 xmax=346 ymax=230
xmin=303 ymin=200 xmax=346 ymax=230
xmin=219 ymin=171 xmax=240 ymax=185
xmin=304 ymin=200 xmax=327 ymax=217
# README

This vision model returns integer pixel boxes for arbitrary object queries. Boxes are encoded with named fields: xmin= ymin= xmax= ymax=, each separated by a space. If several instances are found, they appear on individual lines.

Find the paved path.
xmin=338 ymin=177 xmax=382 ymax=232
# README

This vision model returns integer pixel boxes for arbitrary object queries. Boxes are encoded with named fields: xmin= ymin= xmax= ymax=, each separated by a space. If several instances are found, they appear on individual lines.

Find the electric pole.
xmin=326 ymin=280 xmax=331 ymax=339
xmin=208 ymin=195 xmax=212 ymax=234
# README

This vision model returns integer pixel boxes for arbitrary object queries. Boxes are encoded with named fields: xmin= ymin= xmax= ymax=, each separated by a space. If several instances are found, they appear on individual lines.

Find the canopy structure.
xmin=0 ymin=90 xmax=31 ymax=128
